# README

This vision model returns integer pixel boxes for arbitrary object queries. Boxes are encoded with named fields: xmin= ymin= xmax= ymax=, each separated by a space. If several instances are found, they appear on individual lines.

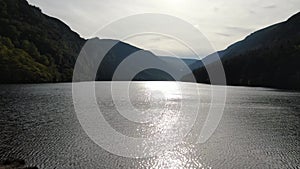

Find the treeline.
xmin=193 ymin=39 xmax=300 ymax=90
xmin=192 ymin=12 xmax=300 ymax=90
xmin=222 ymin=40 xmax=300 ymax=89
xmin=0 ymin=0 xmax=85 ymax=83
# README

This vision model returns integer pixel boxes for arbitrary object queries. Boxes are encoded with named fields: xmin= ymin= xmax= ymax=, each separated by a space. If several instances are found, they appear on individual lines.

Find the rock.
xmin=0 ymin=159 xmax=38 ymax=169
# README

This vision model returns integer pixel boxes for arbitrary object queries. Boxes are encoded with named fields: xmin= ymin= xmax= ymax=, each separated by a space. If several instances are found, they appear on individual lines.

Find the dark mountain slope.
xmin=77 ymin=38 xmax=192 ymax=81
xmin=0 ymin=0 xmax=191 ymax=83
xmin=0 ymin=0 xmax=85 ymax=83
xmin=190 ymin=12 xmax=300 ymax=90
xmin=222 ymin=13 xmax=300 ymax=59
xmin=0 ymin=0 xmax=203 ymax=83
xmin=91 ymin=38 xmax=175 ymax=81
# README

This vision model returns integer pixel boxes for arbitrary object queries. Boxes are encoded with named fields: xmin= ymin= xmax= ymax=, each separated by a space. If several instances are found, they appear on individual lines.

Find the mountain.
xmin=189 ymin=12 xmax=300 ymax=90
xmin=76 ymin=38 xmax=201 ymax=81
xmin=5 ymin=0 xmax=296 ymax=88
xmin=0 ymin=0 xmax=85 ymax=83
xmin=83 ymin=38 xmax=175 ymax=81
xmin=160 ymin=56 xmax=203 ymax=71
xmin=0 ymin=0 xmax=200 ymax=83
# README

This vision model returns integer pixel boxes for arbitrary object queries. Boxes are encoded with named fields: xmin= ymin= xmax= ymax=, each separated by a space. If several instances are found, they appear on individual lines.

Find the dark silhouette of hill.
xmin=78 ymin=38 xmax=175 ymax=81
xmin=189 ymin=12 xmax=300 ymax=90
xmin=74 ymin=38 xmax=200 ymax=81
xmin=0 ymin=0 xmax=201 ymax=83
xmin=3 ymin=0 xmax=297 ymax=89
xmin=0 ymin=0 xmax=85 ymax=83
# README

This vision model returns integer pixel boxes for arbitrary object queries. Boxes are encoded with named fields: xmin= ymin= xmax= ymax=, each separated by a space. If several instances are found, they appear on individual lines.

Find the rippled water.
xmin=0 ymin=82 xmax=299 ymax=168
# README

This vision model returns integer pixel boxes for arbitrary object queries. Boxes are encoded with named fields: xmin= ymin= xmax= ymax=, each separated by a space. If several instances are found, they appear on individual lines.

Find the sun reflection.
xmin=156 ymin=150 xmax=186 ymax=169
xmin=144 ymin=81 xmax=181 ymax=100
xmin=143 ymin=82 xmax=182 ymax=132
xmin=137 ymin=143 xmax=211 ymax=169
xmin=145 ymin=81 xmax=179 ymax=91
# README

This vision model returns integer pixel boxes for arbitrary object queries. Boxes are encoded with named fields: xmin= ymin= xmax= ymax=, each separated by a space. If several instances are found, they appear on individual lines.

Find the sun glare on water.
xmin=144 ymin=81 xmax=181 ymax=99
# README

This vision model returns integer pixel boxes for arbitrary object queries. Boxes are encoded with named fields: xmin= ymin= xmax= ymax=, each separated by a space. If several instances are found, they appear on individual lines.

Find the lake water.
xmin=0 ymin=82 xmax=299 ymax=168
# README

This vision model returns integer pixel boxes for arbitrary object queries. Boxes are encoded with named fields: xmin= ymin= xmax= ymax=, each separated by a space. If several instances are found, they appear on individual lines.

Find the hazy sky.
xmin=27 ymin=0 xmax=299 ymax=58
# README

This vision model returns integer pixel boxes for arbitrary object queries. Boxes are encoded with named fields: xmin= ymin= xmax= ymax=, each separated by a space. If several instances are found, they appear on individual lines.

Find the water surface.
xmin=0 ymin=82 xmax=299 ymax=168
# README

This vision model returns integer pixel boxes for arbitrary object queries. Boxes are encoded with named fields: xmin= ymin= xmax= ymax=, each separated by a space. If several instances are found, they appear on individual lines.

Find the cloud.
xmin=249 ymin=10 xmax=256 ymax=14
xmin=215 ymin=33 xmax=232 ymax=37
xmin=213 ymin=7 xmax=219 ymax=12
xmin=27 ymin=0 xmax=300 ymax=56
xmin=225 ymin=26 xmax=254 ymax=34
xmin=263 ymin=5 xmax=277 ymax=9
xmin=148 ymin=36 xmax=167 ymax=42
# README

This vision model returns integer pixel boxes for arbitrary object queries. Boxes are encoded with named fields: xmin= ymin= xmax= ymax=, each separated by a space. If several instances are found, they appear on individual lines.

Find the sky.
xmin=27 ymin=0 xmax=300 ymax=58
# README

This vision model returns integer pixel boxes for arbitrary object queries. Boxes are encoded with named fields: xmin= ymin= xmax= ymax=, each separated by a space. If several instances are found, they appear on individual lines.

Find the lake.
xmin=0 ymin=82 xmax=299 ymax=168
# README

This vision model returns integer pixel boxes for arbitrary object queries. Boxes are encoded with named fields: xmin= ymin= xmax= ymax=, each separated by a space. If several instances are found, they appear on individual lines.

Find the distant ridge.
xmin=1 ymin=0 xmax=298 ymax=89
xmin=0 ymin=0 xmax=201 ymax=83
xmin=188 ymin=12 xmax=300 ymax=90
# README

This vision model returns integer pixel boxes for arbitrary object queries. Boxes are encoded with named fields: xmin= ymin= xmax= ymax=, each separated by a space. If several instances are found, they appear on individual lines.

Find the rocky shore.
xmin=0 ymin=159 xmax=38 ymax=169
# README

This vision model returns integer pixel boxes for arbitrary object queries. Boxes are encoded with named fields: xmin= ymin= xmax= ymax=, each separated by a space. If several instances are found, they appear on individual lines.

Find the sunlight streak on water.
xmin=0 ymin=82 xmax=299 ymax=168
xmin=143 ymin=81 xmax=183 ymax=131
xmin=144 ymin=81 xmax=182 ymax=100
